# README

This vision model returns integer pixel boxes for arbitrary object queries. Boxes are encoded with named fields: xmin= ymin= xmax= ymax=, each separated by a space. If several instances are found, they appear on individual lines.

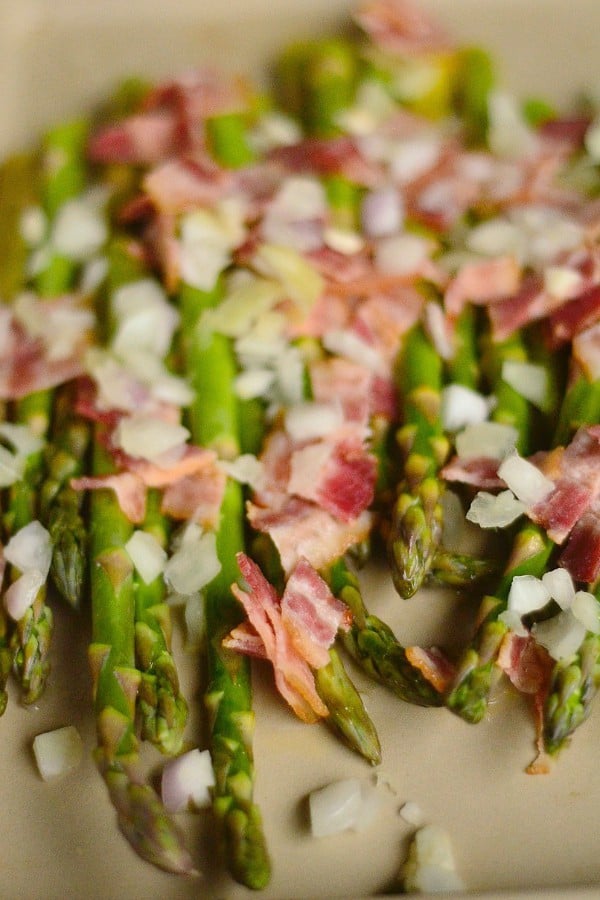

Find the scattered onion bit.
xmin=32 ymin=726 xmax=83 ymax=782
xmin=497 ymin=449 xmax=554 ymax=507
xmin=161 ymin=748 xmax=215 ymax=813
xmin=125 ymin=530 xmax=167 ymax=585
xmin=308 ymin=777 xmax=382 ymax=838
xmin=401 ymin=824 xmax=465 ymax=894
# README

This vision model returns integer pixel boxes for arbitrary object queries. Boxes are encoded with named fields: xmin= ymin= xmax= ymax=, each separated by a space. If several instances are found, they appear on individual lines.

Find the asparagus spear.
xmin=86 ymin=242 xmax=194 ymax=873
xmin=178 ymin=276 xmax=271 ymax=889
xmin=0 ymin=152 xmax=39 ymax=300
xmin=388 ymin=321 xmax=450 ymax=598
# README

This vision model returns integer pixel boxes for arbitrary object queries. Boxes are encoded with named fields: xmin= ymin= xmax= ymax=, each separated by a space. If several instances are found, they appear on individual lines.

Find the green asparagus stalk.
xmin=446 ymin=523 xmax=554 ymax=722
xmin=0 ymin=152 xmax=39 ymax=300
xmin=89 ymin=438 xmax=194 ymax=874
xmin=178 ymin=271 xmax=271 ymax=889
xmin=480 ymin=326 xmax=533 ymax=454
xmin=39 ymin=383 xmax=90 ymax=608
xmin=388 ymin=321 xmax=450 ymax=598
xmin=326 ymin=556 xmax=443 ymax=707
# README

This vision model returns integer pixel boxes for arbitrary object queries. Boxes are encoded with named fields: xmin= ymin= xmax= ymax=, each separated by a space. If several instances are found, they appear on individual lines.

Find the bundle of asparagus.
xmin=3 ymin=0 xmax=600 ymax=890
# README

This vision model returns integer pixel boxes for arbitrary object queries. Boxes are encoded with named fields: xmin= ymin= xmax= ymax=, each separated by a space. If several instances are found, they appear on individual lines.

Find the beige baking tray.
xmin=1 ymin=1 xmax=600 ymax=898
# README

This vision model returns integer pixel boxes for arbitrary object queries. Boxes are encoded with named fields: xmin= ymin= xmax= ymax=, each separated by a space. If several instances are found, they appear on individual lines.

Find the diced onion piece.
xmin=532 ymin=610 xmax=586 ymax=660
xmin=498 ymin=608 xmax=528 ymax=637
xmin=125 ymin=530 xmax=167 ymax=585
xmin=501 ymin=360 xmax=549 ymax=411
xmin=455 ymin=421 xmax=518 ymax=461
xmin=497 ymin=449 xmax=554 ymax=507
xmin=466 ymin=489 xmax=525 ymax=529
xmin=402 ymin=824 xmax=465 ymax=894
xmin=234 ymin=367 xmax=275 ymax=400
xmin=466 ymin=217 xmax=523 ymax=258
xmin=4 ymin=569 xmax=46 ymax=621
xmin=323 ymin=227 xmax=364 ymax=256
xmin=221 ymin=454 xmax=264 ymax=490
xmin=161 ymin=748 xmax=215 ymax=813
xmin=507 ymin=574 xmax=551 ymax=616
xmin=20 ymin=205 xmax=47 ymax=246
xmin=112 ymin=278 xmax=178 ymax=358
xmin=571 ymin=591 xmax=600 ymax=634
xmin=541 ymin=568 xmax=575 ymax=610
xmin=374 ymin=233 xmax=430 ymax=277
xmin=164 ymin=526 xmax=221 ymax=596
xmin=201 ymin=276 xmax=282 ymax=340
xmin=285 ymin=402 xmax=344 ymax=442
xmin=389 ymin=135 xmax=441 ymax=184
xmin=488 ymin=91 xmax=538 ymax=160
xmin=399 ymin=801 xmax=425 ymax=827
xmin=253 ymin=243 xmax=323 ymax=315
xmin=309 ymin=778 xmax=381 ymax=838
xmin=423 ymin=301 xmax=454 ymax=361
xmin=0 ymin=422 xmax=45 ymax=458
xmin=543 ymin=265 xmax=583 ymax=301
xmin=441 ymin=384 xmax=493 ymax=432
xmin=32 ymin=726 xmax=83 ymax=782
xmin=114 ymin=415 xmax=190 ymax=464
xmin=323 ymin=328 xmax=386 ymax=375
xmin=361 ymin=185 xmax=404 ymax=238
xmin=0 ymin=445 xmax=24 ymax=487
xmin=51 ymin=195 xmax=108 ymax=261
xmin=4 ymin=520 xmax=52 ymax=579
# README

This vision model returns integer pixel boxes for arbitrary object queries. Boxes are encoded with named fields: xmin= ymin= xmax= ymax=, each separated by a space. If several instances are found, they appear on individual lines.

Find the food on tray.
xmin=2 ymin=0 xmax=600 ymax=889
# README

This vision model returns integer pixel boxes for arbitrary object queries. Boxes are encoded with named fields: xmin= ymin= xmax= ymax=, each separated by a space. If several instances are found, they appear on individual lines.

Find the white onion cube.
xmin=497 ymin=449 xmax=554 ymax=507
xmin=402 ymin=824 xmax=465 ymax=894
xmin=33 ymin=726 xmax=83 ymax=782
xmin=572 ymin=591 xmax=600 ymax=634
xmin=541 ymin=568 xmax=575 ymax=610
xmin=164 ymin=528 xmax=221 ymax=596
xmin=507 ymin=574 xmax=551 ymax=616
xmin=532 ymin=610 xmax=586 ymax=660
xmin=501 ymin=360 xmax=549 ymax=411
xmin=466 ymin=489 xmax=525 ymax=529
xmin=4 ymin=520 xmax=52 ymax=579
xmin=161 ymin=748 xmax=215 ymax=813
xmin=441 ymin=384 xmax=492 ymax=432
xmin=455 ymin=421 xmax=518 ymax=461
xmin=125 ymin=531 xmax=167 ymax=585
xmin=309 ymin=778 xmax=380 ymax=838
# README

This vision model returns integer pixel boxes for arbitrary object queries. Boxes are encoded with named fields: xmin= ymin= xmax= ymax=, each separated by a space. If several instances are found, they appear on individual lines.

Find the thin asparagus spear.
xmin=388 ymin=321 xmax=450 ymax=598
xmin=446 ymin=523 xmax=554 ymax=723
xmin=89 ymin=438 xmax=194 ymax=874
xmin=0 ymin=152 xmax=39 ymax=300
xmin=480 ymin=326 xmax=533 ymax=454
xmin=326 ymin=556 xmax=443 ymax=707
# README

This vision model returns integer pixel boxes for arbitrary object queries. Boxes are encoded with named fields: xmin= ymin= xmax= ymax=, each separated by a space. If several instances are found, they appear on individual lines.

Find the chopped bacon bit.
xmin=444 ymin=255 xmax=522 ymax=319
xmin=142 ymin=155 xmax=235 ymax=215
xmin=529 ymin=427 xmax=600 ymax=543
xmin=405 ymin=645 xmax=455 ymax=693
xmin=498 ymin=632 xmax=554 ymax=697
xmin=247 ymin=497 xmax=372 ymax=576
xmin=440 ymin=455 xmax=504 ymax=490
xmin=309 ymin=357 xmax=372 ymax=426
xmin=160 ymin=468 xmax=226 ymax=527
xmin=71 ymin=473 xmax=146 ymax=523
xmin=88 ymin=111 xmax=183 ymax=165
xmin=222 ymin=622 xmax=267 ymax=659
xmin=353 ymin=0 xmax=452 ymax=55
xmin=558 ymin=500 xmax=600 ymax=583
xmin=231 ymin=553 xmax=329 ymax=723
xmin=269 ymin=137 xmax=383 ymax=187
xmin=545 ymin=283 xmax=600 ymax=348
xmin=280 ymin=557 xmax=351 ymax=670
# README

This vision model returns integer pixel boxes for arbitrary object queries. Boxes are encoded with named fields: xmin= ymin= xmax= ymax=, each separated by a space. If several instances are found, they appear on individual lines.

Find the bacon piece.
xmin=351 ymin=287 xmax=424 ymax=366
xmin=231 ymin=553 xmax=328 ymax=723
xmin=405 ymin=646 xmax=455 ymax=693
xmin=306 ymin=246 xmax=374 ymax=285
xmin=88 ymin=111 xmax=183 ymax=165
xmin=309 ymin=357 xmax=372 ymax=426
xmin=281 ymin=557 xmax=351 ymax=670
xmin=572 ymin=321 xmax=600 ymax=381
xmin=545 ymin=283 xmax=600 ymax=348
xmin=247 ymin=497 xmax=372 ymax=575
xmin=142 ymin=155 xmax=235 ymax=214
xmin=444 ymin=255 xmax=521 ymax=319
xmin=161 ymin=468 xmax=226 ymax=527
xmin=223 ymin=622 xmax=268 ymax=659
xmin=287 ymin=291 xmax=350 ymax=341
xmin=529 ymin=427 xmax=600 ymax=543
xmin=269 ymin=137 xmax=383 ymax=188
xmin=440 ymin=455 xmax=504 ymax=490
xmin=71 ymin=473 xmax=146 ymax=523
xmin=353 ymin=0 xmax=451 ymax=55
xmin=498 ymin=632 xmax=553 ymax=699
xmin=539 ymin=116 xmax=592 ymax=147
xmin=558 ymin=501 xmax=600 ymax=583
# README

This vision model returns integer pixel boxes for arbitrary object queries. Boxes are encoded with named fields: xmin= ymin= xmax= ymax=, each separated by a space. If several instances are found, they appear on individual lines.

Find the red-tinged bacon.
xmin=0 ymin=304 xmax=92 ymax=401
xmin=572 ymin=321 xmax=600 ymax=381
xmin=309 ymin=357 xmax=372 ymax=426
xmin=122 ymin=444 xmax=220 ymax=487
xmin=88 ymin=111 xmax=184 ymax=165
xmin=558 ymin=500 xmax=600 ymax=583
xmin=269 ymin=137 xmax=383 ymax=188
xmin=351 ymin=286 xmax=423 ymax=366
xmin=223 ymin=622 xmax=268 ymax=659
xmin=160 ymin=468 xmax=226 ymax=527
xmin=71 ymin=473 xmax=146 ymax=523
xmin=488 ymin=275 xmax=554 ymax=342
xmin=440 ymin=455 xmax=504 ymax=490
xmin=370 ymin=374 xmax=398 ymax=421
xmin=538 ymin=116 xmax=591 ymax=148
xmin=247 ymin=496 xmax=372 ymax=575
xmin=529 ymin=427 xmax=600 ymax=543
xmin=231 ymin=553 xmax=329 ymax=723
xmin=306 ymin=246 xmax=374 ymax=285
xmin=405 ymin=646 xmax=455 ymax=693
xmin=353 ymin=0 xmax=451 ymax=55
xmin=288 ymin=432 xmax=377 ymax=522
xmin=280 ymin=557 xmax=351 ymax=670
xmin=287 ymin=291 xmax=351 ymax=341
xmin=144 ymin=212 xmax=181 ymax=294
xmin=142 ymin=155 xmax=235 ymax=215
xmin=444 ymin=255 xmax=521 ymax=319
xmin=498 ymin=632 xmax=553 ymax=698
xmin=545 ymin=283 xmax=600 ymax=348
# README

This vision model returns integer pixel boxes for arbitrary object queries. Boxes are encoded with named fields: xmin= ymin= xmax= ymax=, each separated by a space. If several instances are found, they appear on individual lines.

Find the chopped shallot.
xmin=161 ymin=748 xmax=215 ymax=813
xmin=309 ymin=778 xmax=382 ymax=838
xmin=32 ymin=726 xmax=84 ymax=782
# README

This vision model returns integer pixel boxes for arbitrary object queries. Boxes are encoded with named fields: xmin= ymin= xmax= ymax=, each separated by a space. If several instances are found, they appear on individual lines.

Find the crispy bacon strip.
xmin=71 ymin=472 xmax=146 ymax=523
xmin=230 ymin=553 xmax=329 ymax=723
